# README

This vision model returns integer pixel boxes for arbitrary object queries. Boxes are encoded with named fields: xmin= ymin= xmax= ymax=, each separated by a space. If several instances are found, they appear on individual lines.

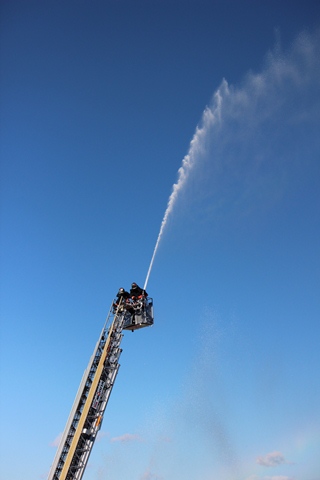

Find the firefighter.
xmin=113 ymin=287 xmax=130 ymax=312
xmin=129 ymin=282 xmax=148 ymax=300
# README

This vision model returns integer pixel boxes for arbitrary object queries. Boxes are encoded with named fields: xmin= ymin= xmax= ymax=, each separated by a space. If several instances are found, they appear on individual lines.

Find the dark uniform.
xmin=113 ymin=288 xmax=130 ymax=312
xmin=129 ymin=282 xmax=148 ymax=300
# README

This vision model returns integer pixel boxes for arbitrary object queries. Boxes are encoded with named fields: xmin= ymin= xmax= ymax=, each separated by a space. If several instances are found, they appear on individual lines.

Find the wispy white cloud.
xmin=96 ymin=430 xmax=108 ymax=442
xmin=140 ymin=469 xmax=163 ymax=480
xmin=158 ymin=435 xmax=172 ymax=443
xmin=50 ymin=432 xmax=62 ymax=447
xmin=257 ymin=451 xmax=291 ymax=467
xmin=263 ymin=476 xmax=294 ymax=480
xmin=110 ymin=432 xmax=143 ymax=443
xmin=246 ymin=476 xmax=294 ymax=480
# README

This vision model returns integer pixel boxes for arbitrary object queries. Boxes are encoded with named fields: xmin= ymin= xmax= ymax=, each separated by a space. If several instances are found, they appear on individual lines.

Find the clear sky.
xmin=1 ymin=2 xmax=320 ymax=480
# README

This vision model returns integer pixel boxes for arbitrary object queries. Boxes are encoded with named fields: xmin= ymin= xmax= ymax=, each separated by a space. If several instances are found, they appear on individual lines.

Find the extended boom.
xmin=47 ymin=296 xmax=154 ymax=480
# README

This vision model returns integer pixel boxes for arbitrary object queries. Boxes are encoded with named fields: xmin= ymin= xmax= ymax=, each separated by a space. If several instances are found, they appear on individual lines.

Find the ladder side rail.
xmin=71 ymin=363 xmax=122 ymax=480
xmin=57 ymin=310 xmax=125 ymax=480
xmin=47 ymin=304 xmax=115 ymax=480
xmin=48 ymin=341 xmax=105 ymax=480
xmin=67 ymin=349 xmax=123 ymax=480
xmin=66 ymin=315 xmax=125 ymax=480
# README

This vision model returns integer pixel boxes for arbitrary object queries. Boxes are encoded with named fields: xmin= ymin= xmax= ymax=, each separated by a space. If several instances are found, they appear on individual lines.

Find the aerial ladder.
xmin=47 ymin=296 xmax=154 ymax=480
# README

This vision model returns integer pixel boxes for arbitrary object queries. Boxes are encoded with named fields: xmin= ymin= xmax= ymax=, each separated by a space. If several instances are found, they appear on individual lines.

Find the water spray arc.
xmin=143 ymin=86 xmax=225 ymax=291
xmin=45 ymin=32 xmax=320 ymax=480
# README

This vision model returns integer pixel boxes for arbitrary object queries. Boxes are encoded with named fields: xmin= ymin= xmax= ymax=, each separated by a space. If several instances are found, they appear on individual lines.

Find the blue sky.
xmin=1 ymin=2 xmax=320 ymax=480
